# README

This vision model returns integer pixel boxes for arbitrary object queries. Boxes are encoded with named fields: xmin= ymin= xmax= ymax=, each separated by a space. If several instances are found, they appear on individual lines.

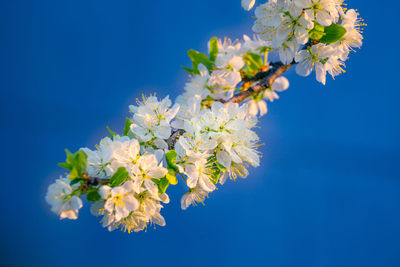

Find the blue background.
xmin=1 ymin=0 xmax=399 ymax=266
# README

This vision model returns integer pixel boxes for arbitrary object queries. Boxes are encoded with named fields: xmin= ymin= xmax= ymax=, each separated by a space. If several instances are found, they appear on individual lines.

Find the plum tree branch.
xmin=224 ymin=62 xmax=293 ymax=103
xmin=85 ymin=61 xmax=293 ymax=184
xmin=165 ymin=61 xmax=294 ymax=147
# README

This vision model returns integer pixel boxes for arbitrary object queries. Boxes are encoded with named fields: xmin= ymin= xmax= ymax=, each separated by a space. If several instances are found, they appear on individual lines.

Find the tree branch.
xmin=224 ymin=62 xmax=293 ymax=103
xmin=165 ymin=61 xmax=294 ymax=148
xmin=166 ymin=129 xmax=185 ymax=150
xmin=84 ymin=61 xmax=294 ymax=185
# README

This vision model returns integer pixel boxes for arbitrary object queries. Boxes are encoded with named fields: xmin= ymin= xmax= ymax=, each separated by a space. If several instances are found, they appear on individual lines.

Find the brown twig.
xmin=224 ymin=62 xmax=293 ymax=104
xmin=165 ymin=61 xmax=294 ymax=148
xmin=85 ymin=62 xmax=294 ymax=184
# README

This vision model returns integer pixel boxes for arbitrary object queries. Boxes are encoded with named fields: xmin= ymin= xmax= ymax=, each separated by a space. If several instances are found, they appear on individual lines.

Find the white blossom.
xmin=129 ymin=95 xmax=180 ymax=145
xmin=332 ymin=9 xmax=363 ymax=61
xmin=99 ymin=181 xmax=139 ymax=223
xmin=297 ymin=0 xmax=342 ymax=26
xmin=131 ymin=153 xmax=168 ymax=199
xmin=181 ymin=187 xmax=209 ymax=210
xmin=46 ymin=177 xmax=83 ymax=220
xmin=114 ymin=191 xmax=169 ymax=233
xmin=295 ymin=44 xmax=334 ymax=84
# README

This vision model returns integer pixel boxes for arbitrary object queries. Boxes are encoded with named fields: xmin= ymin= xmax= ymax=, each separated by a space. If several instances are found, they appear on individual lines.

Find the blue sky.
xmin=1 ymin=0 xmax=399 ymax=266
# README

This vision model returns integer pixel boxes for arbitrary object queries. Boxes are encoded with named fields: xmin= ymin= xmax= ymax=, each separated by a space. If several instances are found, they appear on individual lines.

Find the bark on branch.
xmin=165 ymin=61 xmax=293 ymax=148
xmin=86 ymin=62 xmax=294 ymax=183
xmin=224 ymin=62 xmax=293 ymax=104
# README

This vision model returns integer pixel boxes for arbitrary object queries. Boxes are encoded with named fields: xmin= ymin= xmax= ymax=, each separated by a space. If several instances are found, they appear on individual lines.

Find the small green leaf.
xmin=244 ymin=52 xmax=263 ymax=74
xmin=59 ymin=149 xmax=88 ymax=180
xmin=109 ymin=167 xmax=129 ymax=187
xmin=57 ymin=162 xmax=72 ymax=170
xmin=123 ymin=118 xmax=132 ymax=136
xmin=69 ymin=168 xmax=79 ymax=180
xmin=87 ymin=189 xmax=101 ymax=202
xmin=74 ymin=150 xmax=88 ymax=175
xmin=314 ymin=22 xmax=325 ymax=33
xmin=166 ymin=167 xmax=178 ymax=185
xmin=106 ymin=126 xmax=116 ymax=138
xmin=187 ymin=49 xmax=214 ymax=72
xmin=182 ymin=66 xmax=199 ymax=75
xmin=208 ymin=37 xmax=218 ymax=62
xmin=319 ymin=24 xmax=347 ymax=44
xmin=70 ymin=178 xmax=82 ymax=185
xmin=157 ymin=177 xmax=170 ymax=194
xmin=165 ymin=150 xmax=178 ymax=171
xmin=309 ymin=22 xmax=326 ymax=41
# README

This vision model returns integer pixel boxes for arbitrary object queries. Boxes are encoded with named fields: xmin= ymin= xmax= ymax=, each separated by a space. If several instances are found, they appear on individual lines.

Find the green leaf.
xmin=106 ymin=126 xmax=116 ymax=138
xmin=74 ymin=150 xmax=88 ymax=174
xmin=87 ymin=189 xmax=101 ymax=202
xmin=182 ymin=66 xmax=199 ymax=75
xmin=109 ymin=167 xmax=129 ymax=187
xmin=59 ymin=149 xmax=88 ymax=180
xmin=309 ymin=22 xmax=325 ymax=40
xmin=243 ymin=52 xmax=263 ymax=74
xmin=57 ymin=162 xmax=72 ymax=170
xmin=69 ymin=168 xmax=79 ymax=180
xmin=208 ymin=37 xmax=218 ymax=62
xmin=70 ymin=178 xmax=82 ymax=185
xmin=123 ymin=118 xmax=132 ymax=136
xmin=187 ymin=49 xmax=214 ymax=72
xmin=166 ymin=167 xmax=178 ymax=185
xmin=319 ymin=24 xmax=347 ymax=44
xmin=156 ymin=177 xmax=170 ymax=194
xmin=165 ymin=150 xmax=179 ymax=172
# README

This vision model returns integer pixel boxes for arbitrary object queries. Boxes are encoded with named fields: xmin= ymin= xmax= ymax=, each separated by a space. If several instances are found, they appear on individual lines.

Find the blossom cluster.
xmin=177 ymin=102 xmax=261 ymax=209
xmin=46 ymin=0 xmax=364 ymax=234
xmin=175 ymin=34 xmax=290 ymax=119
xmin=245 ymin=0 xmax=364 ymax=84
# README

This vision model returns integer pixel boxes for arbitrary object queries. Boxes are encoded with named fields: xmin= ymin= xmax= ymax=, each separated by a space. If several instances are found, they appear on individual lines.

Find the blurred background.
xmin=1 ymin=0 xmax=399 ymax=266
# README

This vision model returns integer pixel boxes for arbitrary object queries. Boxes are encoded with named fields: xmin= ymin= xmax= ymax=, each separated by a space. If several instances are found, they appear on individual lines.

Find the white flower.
xmin=253 ymin=1 xmax=289 ymax=47
xmin=187 ymin=102 xmax=259 ymax=177
xmin=46 ymin=177 xmax=83 ymax=220
xmin=176 ymin=134 xmax=217 ymax=160
xmin=80 ymin=147 xmax=107 ymax=178
xmin=325 ymin=56 xmax=345 ymax=79
xmin=278 ymin=39 xmax=300 ymax=65
xmin=299 ymin=0 xmax=342 ymax=26
xmin=242 ymin=34 xmax=270 ymax=53
xmin=181 ymin=187 xmax=209 ymax=210
xmin=182 ymin=64 xmax=210 ymax=101
xmin=216 ymin=38 xmax=245 ymax=71
xmin=131 ymin=153 xmax=168 ymax=198
xmin=253 ymin=1 xmax=313 ymax=48
xmin=242 ymin=0 xmax=256 ymax=11
xmin=332 ymin=9 xmax=363 ymax=60
xmin=81 ymin=136 xmax=141 ymax=179
xmin=295 ymin=44 xmax=333 ymax=84
xmin=129 ymin=95 xmax=180 ymax=144
xmin=219 ymin=163 xmax=249 ymax=184
xmin=173 ymin=97 xmax=202 ymax=129
xmin=115 ymin=192 xmax=169 ymax=233
xmin=185 ymin=157 xmax=216 ymax=192
xmin=99 ymin=181 xmax=139 ymax=223
xmin=208 ymin=69 xmax=242 ymax=90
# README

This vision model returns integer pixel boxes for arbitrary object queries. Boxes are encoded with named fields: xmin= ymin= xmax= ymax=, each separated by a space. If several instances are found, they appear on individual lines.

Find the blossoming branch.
xmin=46 ymin=0 xmax=364 ymax=234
